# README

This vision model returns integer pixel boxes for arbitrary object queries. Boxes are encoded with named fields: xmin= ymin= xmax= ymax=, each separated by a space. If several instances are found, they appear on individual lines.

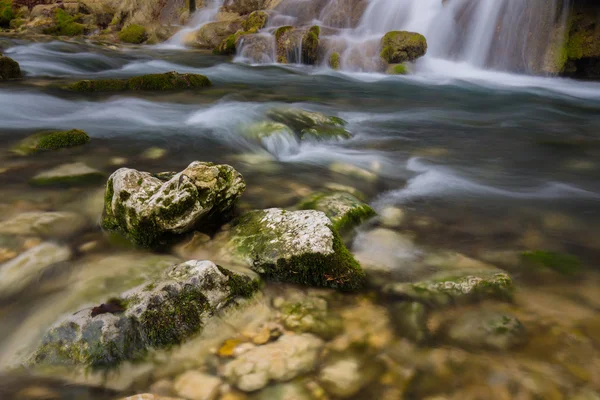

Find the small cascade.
xmin=165 ymin=0 xmax=225 ymax=47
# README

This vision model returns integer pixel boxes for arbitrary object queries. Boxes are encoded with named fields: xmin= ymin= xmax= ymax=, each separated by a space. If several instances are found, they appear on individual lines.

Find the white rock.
xmin=174 ymin=370 xmax=222 ymax=400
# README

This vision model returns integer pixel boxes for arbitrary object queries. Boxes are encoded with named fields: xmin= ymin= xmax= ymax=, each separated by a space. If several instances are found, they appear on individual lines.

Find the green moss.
xmin=274 ymin=25 xmax=293 ymax=42
xmin=213 ymin=32 xmax=241 ymax=55
xmin=301 ymin=25 xmax=320 ymax=65
xmin=118 ymin=24 xmax=148 ymax=44
xmin=65 ymin=72 xmax=212 ymax=92
xmin=387 ymin=63 xmax=408 ymax=75
xmin=380 ymin=31 xmax=427 ymax=63
xmin=567 ymin=31 xmax=585 ymax=60
xmin=216 ymin=265 xmax=261 ymax=300
xmin=242 ymin=10 xmax=268 ymax=32
xmin=521 ymin=250 xmax=582 ymax=276
xmin=44 ymin=8 xmax=85 ymax=36
xmin=328 ymin=52 xmax=340 ymax=70
xmin=297 ymin=191 xmax=375 ymax=233
xmin=0 ymin=55 xmax=21 ymax=80
xmin=0 ymin=0 xmax=14 ymax=28
xmin=8 ymin=17 xmax=23 ymax=29
xmin=36 ymin=129 xmax=90 ymax=150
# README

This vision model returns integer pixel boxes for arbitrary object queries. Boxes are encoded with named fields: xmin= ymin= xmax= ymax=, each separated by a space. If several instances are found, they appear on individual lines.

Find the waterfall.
xmin=166 ymin=0 xmax=226 ymax=47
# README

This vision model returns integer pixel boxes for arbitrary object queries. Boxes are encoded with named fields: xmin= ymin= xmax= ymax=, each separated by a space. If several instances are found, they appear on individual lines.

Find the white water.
xmin=163 ymin=0 xmax=225 ymax=48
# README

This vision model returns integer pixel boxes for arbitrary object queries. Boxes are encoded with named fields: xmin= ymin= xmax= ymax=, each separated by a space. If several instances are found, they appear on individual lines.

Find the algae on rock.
xmin=297 ymin=191 xmax=375 ymax=233
xmin=118 ymin=24 xmax=147 ymax=44
xmin=30 ymin=162 xmax=104 ymax=187
xmin=65 ymin=72 xmax=211 ymax=92
xmin=102 ymin=161 xmax=246 ymax=247
xmin=266 ymin=107 xmax=352 ymax=140
xmin=11 ymin=129 xmax=90 ymax=155
xmin=30 ymin=260 xmax=260 ymax=368
xmin=224 ymin=208 xmax=366 ymax=291
xmin=380 ymin=31 xmax=427 ymax=64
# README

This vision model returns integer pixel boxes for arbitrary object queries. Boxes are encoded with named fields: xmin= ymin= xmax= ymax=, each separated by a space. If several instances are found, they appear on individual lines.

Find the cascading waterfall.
xmin=177 ymin=0 xmax=571 ymax=74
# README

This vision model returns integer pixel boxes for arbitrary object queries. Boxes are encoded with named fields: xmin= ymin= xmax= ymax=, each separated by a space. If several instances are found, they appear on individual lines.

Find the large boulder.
xmin=102 ymin=161 xmax=246 ymax=247
xmin=380 ymin=31 xmax=427 ymax=64
xmin=187 ymin=19 xmax=243 ymax=49
xmin=30 ymin=260 xmax=260 ymax=368
xmin=223 ymin=208 xmax=366 ymax=291
xmin=65 ymin=72 xmax=211 ymax=92
xmin=0 ymin=56 xmax=22 ymax=81
xmin=266 ymin=107 xmax=351 ymax=140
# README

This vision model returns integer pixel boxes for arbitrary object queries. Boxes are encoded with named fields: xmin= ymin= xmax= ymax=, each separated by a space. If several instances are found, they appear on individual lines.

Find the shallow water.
xmin=0 ymin=38 xmax=599 ymax=399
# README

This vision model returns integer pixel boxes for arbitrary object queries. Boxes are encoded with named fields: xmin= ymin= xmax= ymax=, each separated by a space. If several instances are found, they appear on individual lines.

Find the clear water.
xmin=0 ymin=37 xmax=599 ymax=398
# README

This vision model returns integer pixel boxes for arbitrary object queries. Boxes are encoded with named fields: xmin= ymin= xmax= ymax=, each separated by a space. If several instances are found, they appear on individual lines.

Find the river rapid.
xmin=0 ymin=36 xmax=599 ymax=399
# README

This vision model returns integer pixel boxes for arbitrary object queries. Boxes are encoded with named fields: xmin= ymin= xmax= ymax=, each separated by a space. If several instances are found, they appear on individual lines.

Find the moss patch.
xmin=380 ymin=31 xmax=427 ymax=63
xmin=329 ymin=52 xmax=340 ymax=70
xmin=65 ymin=72 xmax=212 ymax=92
xmin=44 ymin=8 xmax=85 ymax=36
xmin=118 ymin=24 xmax=147 ymax=44
xmin=387 ymin=63 xmax=408 ymax=75
xmin=521 ymin=250 xmax=582 ymax=276
xmin=298 ymin=191 xmax=375 ymax=233
xmin=242 ymin=10 xmax=267 ymax=32
xmin=301 ymin=25 xmax=320 ymax=65
xmin=0 ymin=0 xmax=14 ymax=28
xmin=12 ymin=129 xmax=89 ymax=155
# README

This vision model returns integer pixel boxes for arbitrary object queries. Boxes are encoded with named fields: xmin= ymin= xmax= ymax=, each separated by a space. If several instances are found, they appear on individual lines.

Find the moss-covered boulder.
xmin=30 ymin=260 xmax=259 ymax=368
xmin=241 ymin=10 xmax=268 ymax=32
xmin=244 ymin=121 xmax=295 ymax=140
xmin=65 ymin=72 xmax=211 ymax=92
xmin=29 ymin=162 xmax=104 ymax=186
xmin=188 ymin=19 xmax=243 ymax=49
xmin=297 ymin=191 xmax=375 ymax=233
xmin=224 ymin=208 xmax=366 ymax=291
xmin=0 ymin=0 xmax=14 ymax=28
xmin=383 ymin=252 xmax=514 ymax=307
xmin=213 ymin=30 xmax=245 ymax=55
xmin=118 ymin=24 xmax=148 ymax=44
xmin=0 ymin=55 xmax=22 ymax=80
xmin=301 ymin=25 xmax=320 ymax=65
xmin=102 ymin=161 xmax=246 ymax=247
xmin=274 ymin=25 xmax=321 ymax=65
xmin=43 ymin=8 xmax=85 ymax=36
xmin=11 ymin=129 xmax=89 ymax=155
xmin=212 ymin=11 xmax=267 ymax=56
xmin=266 ymin=107 xmax=351 ymax=140
xmin=329 ymin=52 xmax=340 ymax=70
xmin=380 ymin=31 xmax=427 ymax=64
xmin=274 ymin=25 xmax=295 ymax=63
xmin=387 ymin=63 xmax=408 ymax=75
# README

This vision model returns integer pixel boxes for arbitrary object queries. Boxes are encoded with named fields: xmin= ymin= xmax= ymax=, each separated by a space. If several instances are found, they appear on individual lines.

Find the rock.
xmin=297 ymin=191 xmax=375 ymax=233
xmin=441 ymin=310 xmax=526 ymax=350
xmin=243 ymin=121 xmax=295 ymax=141
xmin=102 ymin=161 xmax=245 ymax=247
xmin=266 ymin=108 xmax=351 ymax=140
xmin=329 ymin=52 xmax=340 ymax=69
xmin=520 ymin=250 xmax=582 ymax=277
xmin=0 ymin=1 xmax=14 ymax=28
xmin=241 ymin=11 xmax=268 ymax=32
xmin=274 ymin=26 xmax=320 ymax=65
xmin=119 ymin=24 xmax=148 ymax=44
xmin=0 ymin=242 xmax=71 ymax=299
xmin=319 ymin=353 xmax=382 ymax=398
xmin=29 ymin=162 xmax=104 ymax=186
xmin=11 ymin=129 xmax=90 ymax=156
xmin=30 ymin=260 xmax=260 ymax=368
xmin=274 ymin=291 xmax=342 ymax=339
xmin=380 ymin=31 xmax=427 ymax=64
xmin=379 ymin=206 xmax=405 ymax=228
xmin=223 ymin=0 xmax=279 ymax=15
xmin=329 ymin=162 xmax=377 ymax=182
xmin=383 ymin=253 xmax=514 ymax=307
xmin=386 ymin=63 xmax=408 ymax=75
xmin=253 ymin=383 xmax=313 ymax=400
xmin=142 ymin=147 xmax=167 ymax=160
xmin=174 ymin=370 xmax=222 ymax=400
xmin=44 ymin=8 xmax=85 ymax=36
xmin=236 ymin=33 xmax=276 ymax=63
xmin=389 ymin=301 xmax=429 ymax=343
xmin=224 ymin=208 xmax=365 ymax=290
xmin=65 ymin=72 xmax=212 ymax=92
xmin=223 ymin=333 xmax=323 ymax=392
xmin=0 ymin=56 xmax=22 ymax=80
xmin=120 ymin=395 xmax=183 ymax=400
xmin=188 ymin=20 xmax=243 ymax=49
xmin=0 ymin=211 xmax=86 ymax=238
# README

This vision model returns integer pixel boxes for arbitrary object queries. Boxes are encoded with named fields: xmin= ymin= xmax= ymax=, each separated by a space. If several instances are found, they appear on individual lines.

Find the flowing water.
xmin=0 ymin=1 xmax=599 ymax=399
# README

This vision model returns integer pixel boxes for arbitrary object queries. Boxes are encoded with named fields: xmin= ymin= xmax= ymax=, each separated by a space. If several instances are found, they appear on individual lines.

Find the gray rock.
xmin=30 ymin=260 xmax=259 ymax=368
xmin=102 ymin=161 xmax=245 ymax=247
xmin=0 ymin=211 xmax=87 ymax=238
xmin=297 ymin=191 xmax=375 ymax=233
xmin=223 ymin=333 xmax=323 ymax=392
xmin=224 ymin=208 xmax=365 ymax=290
xmin=266 ymin=108 xmax=352 ymax=141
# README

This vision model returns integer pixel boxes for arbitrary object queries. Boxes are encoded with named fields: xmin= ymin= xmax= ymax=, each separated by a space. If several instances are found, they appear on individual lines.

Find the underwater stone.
xmin=0 ymin=211 xmax=86 ymax=238
xmin=29 ymin=162 xmax=104 ymax=186
xmin=174 ymin=370 xmax=222 ymax=400
xmin=11 ymin=129 xmax=90 ymax=155
xmin=65 ymin=72 xmax=211 ymax=92
xmin=225 ymin=208 xmax=366 ymax=291
xmin=30 ymin=260 xmax=260 ymax=368
xmin=380 ymin=31 xmax=427 ymax=64
xmin=266 ymin=107 xmax=351 ymax=140
xmin=102 ymin=161 xmax=245 ymax=247
xmin=297 ymin=191 xmax=375 ymax=233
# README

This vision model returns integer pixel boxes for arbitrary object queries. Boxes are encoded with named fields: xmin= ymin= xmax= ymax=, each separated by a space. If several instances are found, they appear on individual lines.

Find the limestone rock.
xmin=223 ymin=333 xmax=323 ymax=392
xmin=102 ymin=161 xmax=245 ymax=247
xmin=319 ymin=353 xmax=382 ymax=398
xmin=29 ymin=162 xmax=104 ymax=186
xmin=297 ymin=191 xmax=375 ymax=233
xmin=30 ymin=260 xmax=259 ymax=368
xmin=174 ymin=370 xmax=222 ymax=400
xmin=224 ymin=208 xmax=365 ymax=290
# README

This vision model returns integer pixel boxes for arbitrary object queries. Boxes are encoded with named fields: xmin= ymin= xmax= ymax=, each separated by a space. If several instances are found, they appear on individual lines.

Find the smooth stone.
xmin=297 ymin=191 xmax=375 ymax=233
xmin=0 ymin=211 xmax=86 ymax=238
xmin=329 ymin=162 xmax=377 ymax=182
xmin=379 ymin=206 xmax=405 ymax=228
xmin=29 ymin=162 xmax=104 ymax=186
xmin=319 ymin=355 xmax=381 ymax=398
xmin=142 ymin=147 xmax=167 ymax=160
xmin=174 ymin=370 xmax=222 ymax=400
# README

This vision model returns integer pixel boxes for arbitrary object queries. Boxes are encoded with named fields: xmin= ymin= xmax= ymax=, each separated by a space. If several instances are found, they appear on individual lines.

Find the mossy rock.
xmin=30 ymin=260 xmax=259 ymax=368
xmin=274 ymin=25 xmax=294 ymax=63
xmin=380 ymin=31 xmax=427 ymax=63
xmin=102 ymin=161 xmax=246 ymax=248
xmin=266 ymin=107 xmax=351 ymax=140
xmin=12 ymin=129 xmax=90 ymax=155
xmin=520 ymin=250 xmax=582 ymax=277
xmin=241 ymin=10 xmax=268 ymax=32
xmin=329 ymin=52 xmax=340 ymax=70
xmin=118 ymin=24 xmax=147 ymax=44
xmin=301 ymin=25 xmax=320 ymax=65
xmin=0 ymin=55 xmax=22 ymax=80
xmin=387 ymin=63 xmax=408 ymax=75
xmin=243 ymin=121 xmax=295 ymax=140
xmin=225 ymin=208 xmax=366 ymax=291
xmin=297 ymin=191 xmax=375 ymax=233
xmin=29 ymin=162 xmax=104 ymax=187
xmin=213 ymin=31 xmax=243 ymax=55
xmin=43 ymin=8 xmax=85 ymax=36
xmin=0 ymin=0 xmax=14 ymax=28
xmin=65 ymin=72 xmax=212 ymax=92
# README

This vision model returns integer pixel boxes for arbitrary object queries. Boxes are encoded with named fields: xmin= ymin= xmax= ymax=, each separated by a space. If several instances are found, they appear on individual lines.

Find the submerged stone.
xmin=520 ymin=250 xmax=582 ymax=276
xmin=102 ymin=161 xmax=245 ymax=247
xmin=29 ymin=162 xmax=104 ymax=186
xmin=30 ymin=260 xmax=259 ymax=368
xmin=390 ymin=301 xmax=429 ymax=343
xmin=118 ymin=24 xmax=148 ymax=44
xmin=11 ymin=129 xmax=90 ymax=155
xmin=65 ymin=72 xmax=211 ymax=92
xmin=297 ymin=191 xmax=375 ymax=233
xmin=319 ymin=352 xmax=384 ymax=399
xmin=266 ymin=107 xmax=351 ymax=140
xmin=225 ymin=208 xmax=366 ymax=291
xmin=0 ymin=55 xmax=22 ymax=80
xmin=0 ymin=211 xmax=86 ymax=238
xmin=380 ymin=31 xmax=427 ymax=64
